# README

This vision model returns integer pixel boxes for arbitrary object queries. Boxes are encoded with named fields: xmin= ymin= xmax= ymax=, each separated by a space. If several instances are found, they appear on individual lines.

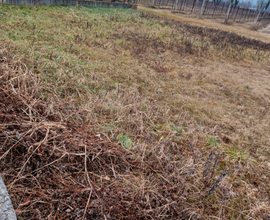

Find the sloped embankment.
xmin=1 ymin=5 xmax=270 ymax=219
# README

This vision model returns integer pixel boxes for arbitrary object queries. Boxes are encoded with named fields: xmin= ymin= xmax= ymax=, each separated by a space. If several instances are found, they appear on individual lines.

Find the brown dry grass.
xmin=0 ymin=4 xmax=270 ymax=220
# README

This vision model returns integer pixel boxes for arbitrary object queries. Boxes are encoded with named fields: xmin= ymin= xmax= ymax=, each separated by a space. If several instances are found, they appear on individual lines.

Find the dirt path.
xmin=138 ymin=6 xmax=270 ymax=42
xmin=259 ymin=24 xmax=270 ymax=34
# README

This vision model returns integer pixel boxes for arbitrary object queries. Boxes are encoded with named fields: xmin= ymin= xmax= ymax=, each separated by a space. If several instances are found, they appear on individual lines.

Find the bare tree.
xmin=200 ymin=0 xmax=207 ymax=18
xmin=257 ymin=0 xmax=264 ymax=9
xmin=223 ymin=0 xmax=240 ymax=23
xmin=174 ymin=0 xmax=179 ymax=11
xmin=254 ymin=0 xmax=270 ymax=24
xmin=224 ymin=0 xmax=233 ymax=23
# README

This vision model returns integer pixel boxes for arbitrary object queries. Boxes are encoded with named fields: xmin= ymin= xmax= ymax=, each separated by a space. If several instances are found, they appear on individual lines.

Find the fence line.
xmin=4 ymin=0 xmax=133 ymax=8
xmin=136 ymin=0 xmax=270 ymax=25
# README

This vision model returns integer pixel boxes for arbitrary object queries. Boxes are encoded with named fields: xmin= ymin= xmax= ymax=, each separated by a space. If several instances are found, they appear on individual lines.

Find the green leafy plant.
xmin=206 ymin=136 xmax=218 ymax=148
xmin=154 ymin=124 xmax=163 ymax=132
xmin=167 ymin=123 xmax=183 ymax=136
xmin=117 ymin=133 xmax=135 ymax=150
xmin=225 ymin=146 xmax=248 ymax=162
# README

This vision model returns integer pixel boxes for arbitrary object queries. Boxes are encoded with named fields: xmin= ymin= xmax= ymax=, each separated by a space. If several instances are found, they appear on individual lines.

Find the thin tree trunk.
xmin=220 ymin=3 xmax=225 ymax=16
xmin=203 ymin=0 xmax=209 ymax=15
xmin=200 ymin=0 xmax=207 ymax=18
xmin=205 ymin=1 xmax=212 ymax=15
xmin=212 ymin=2 xmax=218 ymax=17
xmin=179 ymin=0 xmax=184 ymax=11
xmin=182 ymin=0 xmax=187 ymax=11
xmin=224 ymin=1 xmax=232 ymax=24
xmin=261 ymin=8 xmax=267 ymax=20
xmin=254 ymin=7 xmax=263 ymax=25
xmin=243 ymin=9 xmax=250 ymax=22
xmin=234 ymin=6 xmax=240 ymax=21
xmin=191 ymin=0 xmax=197 ymax=14
xmin=174 ymin=0 xmax=179 ymax=11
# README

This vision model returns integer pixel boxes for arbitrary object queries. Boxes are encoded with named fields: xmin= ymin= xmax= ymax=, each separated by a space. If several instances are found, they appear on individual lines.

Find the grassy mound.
xmin=1 ymin=4 xmax=270 ymax=219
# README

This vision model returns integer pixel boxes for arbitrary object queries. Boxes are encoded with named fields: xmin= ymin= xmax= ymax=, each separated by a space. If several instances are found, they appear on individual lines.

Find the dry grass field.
xmin=0 ymin=4 xmax=270 ymax=220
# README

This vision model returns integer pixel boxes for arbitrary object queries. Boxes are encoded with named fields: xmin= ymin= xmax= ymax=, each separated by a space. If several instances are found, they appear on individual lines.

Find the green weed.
xmin=166 ymin=123 xmax=183 ymax=136
xmin=225 ymin=146 xmax=249 ymax=162
xmin=206 ymin=136 xmax=218 ymax=148
xmin=117 ymin=133 xmax=135 ymax=150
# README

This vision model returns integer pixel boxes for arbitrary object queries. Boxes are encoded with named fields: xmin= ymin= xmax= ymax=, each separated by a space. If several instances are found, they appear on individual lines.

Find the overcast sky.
xmin=240 ymin=0 xmax=259 ymax=6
